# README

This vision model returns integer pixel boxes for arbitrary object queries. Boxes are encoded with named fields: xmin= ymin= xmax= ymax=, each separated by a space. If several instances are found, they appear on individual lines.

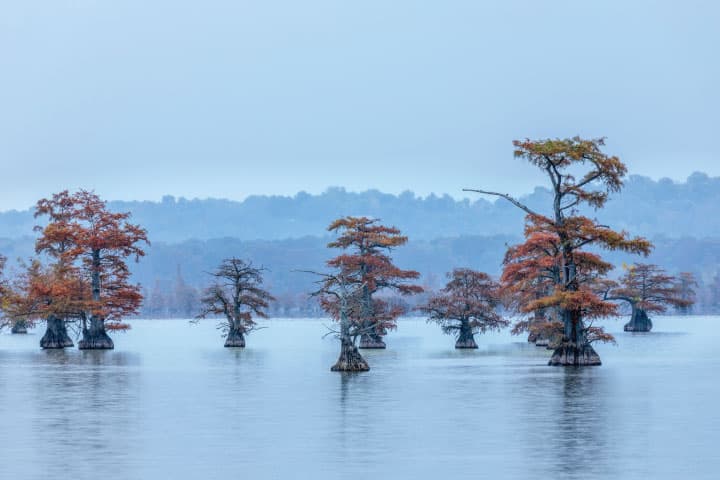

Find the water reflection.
xmin=337 ymin=370 xmax=370 ymax=406
xmin=1 ymin=318 xmax=719 ymax=479
xmin=30 ymin=350 xmax=142 ymax=480
xmin=552 ymin=368 xmax=612 ymax=479
xmin=41 ymin=348 xmax=72 ymax=365
xmin=333 ymin=371 xmax=374 ymax=467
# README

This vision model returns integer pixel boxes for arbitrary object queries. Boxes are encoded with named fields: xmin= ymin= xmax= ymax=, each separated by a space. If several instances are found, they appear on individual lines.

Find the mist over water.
xmin=1 ymin=317 xmax=718 ymax=479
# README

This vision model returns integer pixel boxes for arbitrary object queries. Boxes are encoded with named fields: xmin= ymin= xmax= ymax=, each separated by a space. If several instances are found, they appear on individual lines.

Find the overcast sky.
xmin=1 ymin=0 xmax=718 ymax=210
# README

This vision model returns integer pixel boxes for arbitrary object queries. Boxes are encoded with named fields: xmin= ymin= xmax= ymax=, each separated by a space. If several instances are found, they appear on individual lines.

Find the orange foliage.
xmin=322 ymin=216 xmax=422 ymax=334
xmin=419 ymin=269 xmax=509 ymax=337
xmin=607 ymin=263 xmax=696 ymax=313
xmin=24 ymin=190 xmax=149 ymax=330
xmin=476 ymin=137 xmax=653 ymax=346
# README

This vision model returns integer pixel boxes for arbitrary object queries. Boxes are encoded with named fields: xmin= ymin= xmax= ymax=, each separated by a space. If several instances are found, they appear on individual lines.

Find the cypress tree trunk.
xmin=332 ymin=337 xmax=369 ymax=372
xmin=455 ymin=319 xmax=478 ymax=349
xmin=358 ymin=277 xmax=386 ymax=349
xmin=331 ymin=290 xmax=369 ymax=371
xmin=534 ymin=334 xmax=550 ymax=347
xmin=11 ymin=320 xmax=28 ymax=334
xmin=527 ymin=308 xmax=543 ymax=345
xmin=549 ymin=342 xmax=601 ymax=365
xmin=359 ymin=327 xmax=386 ymax=349
xmin=548 ymin=309 xmax=601 ymax=366
xmin=624 ymin=307 xmax=652 ymax=332
xmin=548 ymin=251 xmax=601 ymax=366
xmin=528 ymin=310 xmax=552 ymax=346
xmin=40 ymin=315 xmax=74 ymax=349
xmin=79 ymin=250 xmax=114 ymax=349
xmin=224 ymin=323 xmax=246 ymax=347
xmin=78 ymin=315 xmax=114 ymax=350
xmin=528 ymin=322 xmax=552 ymax=347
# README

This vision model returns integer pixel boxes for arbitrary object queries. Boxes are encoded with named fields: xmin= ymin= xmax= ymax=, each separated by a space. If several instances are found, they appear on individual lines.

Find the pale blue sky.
xmin=1 ymin=0 xmax=718 ymax=210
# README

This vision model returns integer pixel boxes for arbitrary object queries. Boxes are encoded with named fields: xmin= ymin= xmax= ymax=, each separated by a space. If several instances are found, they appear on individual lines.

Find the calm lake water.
xmin=1 ymin=316 xmax=719 ymax=479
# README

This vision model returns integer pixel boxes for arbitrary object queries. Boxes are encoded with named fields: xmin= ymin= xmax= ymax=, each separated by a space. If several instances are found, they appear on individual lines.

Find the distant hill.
xmin=4 ymin=172 xmax=720 ymax=316
xmin=1 ymin=172 xmax=719 ymax=242
xmin=3 ymin=233 xmax=720 ymax=316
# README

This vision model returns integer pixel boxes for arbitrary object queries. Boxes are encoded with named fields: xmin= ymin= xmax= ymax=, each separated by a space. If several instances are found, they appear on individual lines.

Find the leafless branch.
xmin=463 ymin=188 xmax=540 ymax=217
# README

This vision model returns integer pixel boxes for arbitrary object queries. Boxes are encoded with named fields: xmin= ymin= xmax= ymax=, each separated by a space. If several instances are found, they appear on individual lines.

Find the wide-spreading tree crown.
xmin=322 ymin=216 xmax=422 ymax=334
xmin=466 ymin=137 xmax=652 ymax=346
xmin=605 ymin=263 xmax=694 ymax=313
xmin=32 ymin=190 xmax=148 ymax=328
xmin=419 ymin=269 xmax=508 ymax=336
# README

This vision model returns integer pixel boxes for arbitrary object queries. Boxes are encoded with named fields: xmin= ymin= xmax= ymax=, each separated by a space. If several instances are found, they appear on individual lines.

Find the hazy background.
xmin=3 ymin=174 xmax=720 ymax=317
xmin=2 ymin=1 xmax=719 ymax=316
xmin=1 ymin=0 xmax=719 ymax=210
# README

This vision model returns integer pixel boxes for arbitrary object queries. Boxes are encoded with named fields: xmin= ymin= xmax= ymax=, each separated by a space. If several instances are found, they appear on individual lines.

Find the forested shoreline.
xmin=0 ymin=139 xmax=711 ymax=368
xmin=2 ymin=173 xmax=720 ymax=242
xmin=3 ymin=233 xmax=719 ymax=318
xmin=3 ymin=174 xmax=720 ymax=320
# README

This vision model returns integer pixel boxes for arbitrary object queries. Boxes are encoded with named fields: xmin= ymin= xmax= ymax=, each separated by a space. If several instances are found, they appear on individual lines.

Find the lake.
xmin=1 ymin=316 xmax=719 ymax=479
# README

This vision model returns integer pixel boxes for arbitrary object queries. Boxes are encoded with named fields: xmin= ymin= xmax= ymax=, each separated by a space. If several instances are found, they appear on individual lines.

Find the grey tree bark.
xmin=528 ymin=307 xmax=556 ymax=346
xmin=359 ymin=329 xmax=386 ymax=349
xmin=224 ymin=324 xmax=246 ymax=347
xmin=78 ymin=315 xmax=114 ymax=349
xmin=455 ymin=319 xmax=478 ymax=349
xmin=78 ymin=249 xmax=114 ymax=350
xmin=40 ymin=315 xmax=74 ymax=348
xmin=331 ymin=300 xmax=369 ymax=372
xmin=11 ymin=320 xmax=28 ymax=334
xmin=548 ymin=342 xmax=601 ymax=366
xmin=548 ymin=308 xmax=601 ymax=366
xmin=624 ymin=306 xmax=653 ymax=332
xmin=332 ymin=338 xmax=370 ymax=371
xmin=357 ymin=266 xmax=386 ymax=349
xmin=547 ymin=199 xmax=601 ymax=366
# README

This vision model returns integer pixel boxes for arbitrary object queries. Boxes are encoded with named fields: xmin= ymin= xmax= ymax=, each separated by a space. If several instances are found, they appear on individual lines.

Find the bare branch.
xmin=463 ymin=189 xmax=540 ymax=217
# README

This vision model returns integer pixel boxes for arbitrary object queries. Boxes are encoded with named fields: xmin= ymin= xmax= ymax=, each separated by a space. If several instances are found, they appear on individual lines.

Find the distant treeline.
xmin=4 ymin=172 xmax=720 ymax=317
xmin=3 ymin=234 xmax=717 ymax=318
xmin=2 ymin=173 xmax=720 ymax=241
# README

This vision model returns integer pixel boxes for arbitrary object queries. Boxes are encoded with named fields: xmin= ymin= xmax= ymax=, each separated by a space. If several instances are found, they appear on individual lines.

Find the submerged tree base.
xmin=78 ymin=331 xmax=114 ymax=350
xmin=529 ymin=332 xmax=551 ymax=347
xmin=624 ymin=309 xmax=653 ymax=332
xmin=331 ymin=341 xmax=370 ymax=372
xmin=11 ymin=324 xmax=28 ymax=334
xmin=224 ymin=329 xmax=246 ymax=348
xmin=40 ymin=317 xmax=74 ymax=349
xmin=455 ymin=337 xmax=478 ymax=349
xmin=548 ymin=343 xmax=601 ymax=366
xmin=454 ymin=327 xmax=478 ymax=349
xmin=359 ymin=333 xmax=386 ymax=349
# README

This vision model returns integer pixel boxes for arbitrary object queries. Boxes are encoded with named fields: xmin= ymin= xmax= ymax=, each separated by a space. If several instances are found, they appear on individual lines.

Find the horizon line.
xmin=0 ymin=170 xmax=714 ymax=213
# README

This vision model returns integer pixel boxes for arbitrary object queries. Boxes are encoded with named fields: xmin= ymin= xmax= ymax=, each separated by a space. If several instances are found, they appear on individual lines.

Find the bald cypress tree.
xmin=326 ymin=217 xmax=423 ymax=349
xmin=604 ymin=264 xmax=695 ymax=332
xmin=467 ymin=137 xmax=652 ymax=365
xmin=196 ymin=258 xmax=274 ymax=347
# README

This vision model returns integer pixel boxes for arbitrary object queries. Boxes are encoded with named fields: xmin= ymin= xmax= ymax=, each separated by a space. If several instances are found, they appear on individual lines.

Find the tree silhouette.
xmin=419 ymin=269 xmax=508 ymax=348
xmin=196 ymin=258 xmax=274 ymax=347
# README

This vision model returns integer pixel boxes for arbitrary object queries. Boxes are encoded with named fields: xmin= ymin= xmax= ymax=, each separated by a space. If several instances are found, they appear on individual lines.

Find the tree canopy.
xmin=467 ymin=137 xmax=652 ymax=365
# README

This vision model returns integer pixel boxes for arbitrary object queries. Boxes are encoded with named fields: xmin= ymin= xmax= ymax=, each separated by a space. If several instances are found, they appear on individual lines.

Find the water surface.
xmin=1 ymin=317 xmax=718 ymax=479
